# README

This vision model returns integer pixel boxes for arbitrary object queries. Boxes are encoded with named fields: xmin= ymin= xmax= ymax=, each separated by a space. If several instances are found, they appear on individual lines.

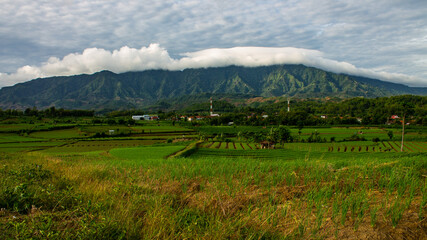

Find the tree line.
xmin=0 ymin=107 xmax=94 ymax=117
xmin=0 ymin=95 xmax=425 ymax=126
xmin=203 ymin=95 xmax=426 ymax=126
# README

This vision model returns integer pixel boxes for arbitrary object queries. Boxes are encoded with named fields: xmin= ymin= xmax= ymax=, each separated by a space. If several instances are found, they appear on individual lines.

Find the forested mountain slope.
xmin=0 ymin=64 xmax=426 ymax=110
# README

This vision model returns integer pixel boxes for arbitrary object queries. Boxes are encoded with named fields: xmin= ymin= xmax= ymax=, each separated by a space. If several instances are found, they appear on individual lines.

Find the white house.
xmin=132 ymin=115 xmax=144 ymax=120
xmin=132 ymin=115 xmax=153 ymax=120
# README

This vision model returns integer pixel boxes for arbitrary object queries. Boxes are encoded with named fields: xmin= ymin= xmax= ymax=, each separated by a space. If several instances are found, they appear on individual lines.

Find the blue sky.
xmin=0 ymin=0 xmax=426 ymax=87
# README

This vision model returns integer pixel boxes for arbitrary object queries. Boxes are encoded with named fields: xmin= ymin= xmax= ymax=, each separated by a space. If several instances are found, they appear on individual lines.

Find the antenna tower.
xmin=210 ymin=97 xmax=213 ymax=116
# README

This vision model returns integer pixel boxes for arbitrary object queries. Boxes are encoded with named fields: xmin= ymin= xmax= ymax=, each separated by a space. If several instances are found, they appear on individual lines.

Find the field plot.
xmin=0 ymin=123 xmax=39 ymax=132
xmin=45 ymin=139 xmax=164 ymax=153
xmin=196 ymin=126 xmax=263 ymax=135
xmin=29 ymin=128 xmax=86 ymax=139
xmin=327 ymin=141 xmax=427 ymax=153
xmin=193 ymin=147 xmax=313 ymax=160
xmin=196 ymin=140 xmax=427 ymax=162
xmin=79 ymin=125 xmax=133 ymax=135
xmin=131 ymin=125 xmax=194 ymax=133
xmin=110 ymin=145 xmax=187 ymax=163
xmin=0 ymin=133 xmax=46 ymax=143
xmin=201 ymin=141 xmax=261 ymax=151
xmin=0 ymin=141 xmax=67 ymax=152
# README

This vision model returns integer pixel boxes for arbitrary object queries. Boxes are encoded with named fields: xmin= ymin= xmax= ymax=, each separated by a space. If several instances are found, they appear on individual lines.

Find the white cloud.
xmin=1 ymin=0 xmax=426 ymax=85
xmin=0 ymin=44 xmax=426 ymax=88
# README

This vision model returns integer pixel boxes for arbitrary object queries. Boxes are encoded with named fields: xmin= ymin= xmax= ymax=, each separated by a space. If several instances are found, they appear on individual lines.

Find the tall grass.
xmin=0 ymin=147 xmax=426 ymax=239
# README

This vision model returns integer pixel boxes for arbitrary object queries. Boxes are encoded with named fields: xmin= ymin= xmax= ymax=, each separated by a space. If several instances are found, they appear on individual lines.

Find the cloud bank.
xmin=0 ymin=44 xmax=425 ymax=88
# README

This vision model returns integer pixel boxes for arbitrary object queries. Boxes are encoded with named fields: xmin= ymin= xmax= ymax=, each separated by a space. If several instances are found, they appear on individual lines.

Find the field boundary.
xmin=167 ymin=140 xmax=203 ymax=159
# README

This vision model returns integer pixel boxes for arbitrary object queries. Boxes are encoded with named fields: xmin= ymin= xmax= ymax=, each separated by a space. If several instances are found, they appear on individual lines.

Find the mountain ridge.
xmin=0 ymin=64 xmax=426 ymax=110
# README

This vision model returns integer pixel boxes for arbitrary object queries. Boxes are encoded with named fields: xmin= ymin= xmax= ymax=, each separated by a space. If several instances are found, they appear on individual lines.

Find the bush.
xmin=348 ymin=134 xmax=366 ymax=141
xmin=0 ymin=164 xmax=81 ymax=214
xmin=307 ymin=132 xmax=325 ymax=143
xmin=387 ymin=130 xmax=394 ymax=140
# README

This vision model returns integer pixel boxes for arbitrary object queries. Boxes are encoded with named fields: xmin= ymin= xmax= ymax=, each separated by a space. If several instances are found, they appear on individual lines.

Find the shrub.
xmin=348 ymin=134 xmax=366 ymax=141
xmin=387 ymin=130 xmax=394 ymax=140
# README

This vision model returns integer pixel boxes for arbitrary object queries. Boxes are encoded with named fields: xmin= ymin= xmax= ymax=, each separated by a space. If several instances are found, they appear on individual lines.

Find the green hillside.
xmin=0 ymin=64 xmax=426 ymax=110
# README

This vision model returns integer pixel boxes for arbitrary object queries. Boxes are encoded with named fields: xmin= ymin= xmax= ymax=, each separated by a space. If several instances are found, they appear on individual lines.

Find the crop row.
xmin=200 ymin=141 xmax=259 ymax=150
xmin=328 ymin=141 xmax=427 ymax=153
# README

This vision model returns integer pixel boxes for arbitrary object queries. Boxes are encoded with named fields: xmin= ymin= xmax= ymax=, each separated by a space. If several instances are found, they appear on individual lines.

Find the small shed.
xmin=259 ymin=141 xmax=275 ymax=149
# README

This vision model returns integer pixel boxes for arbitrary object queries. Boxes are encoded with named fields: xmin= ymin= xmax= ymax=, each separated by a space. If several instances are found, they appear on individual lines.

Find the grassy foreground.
xmin=0 ymin=144 xmax=426 ymax=239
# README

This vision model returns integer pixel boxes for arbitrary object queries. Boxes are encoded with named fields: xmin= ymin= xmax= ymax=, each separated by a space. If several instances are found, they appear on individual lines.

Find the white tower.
xmin=287 ymin=98 xmax=290 ymax=112
xmin=210 ymin=97 xmax=213 ymax=116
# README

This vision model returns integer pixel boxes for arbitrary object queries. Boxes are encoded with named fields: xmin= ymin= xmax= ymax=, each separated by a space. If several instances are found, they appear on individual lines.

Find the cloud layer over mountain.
xmin=0 ymin=44 xmax=425 ymax=88
xmin=1 ymin=1 xmax=426 ymax=88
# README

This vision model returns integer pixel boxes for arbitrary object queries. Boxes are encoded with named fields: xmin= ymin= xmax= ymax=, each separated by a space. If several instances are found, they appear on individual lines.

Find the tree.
xmin=267 ymin=126 xmax=292 ymax=145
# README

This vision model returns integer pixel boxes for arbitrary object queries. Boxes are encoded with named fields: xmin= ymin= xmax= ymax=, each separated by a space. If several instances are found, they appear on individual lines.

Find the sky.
xmin=0 ymin=0 xmax=426 ymax=88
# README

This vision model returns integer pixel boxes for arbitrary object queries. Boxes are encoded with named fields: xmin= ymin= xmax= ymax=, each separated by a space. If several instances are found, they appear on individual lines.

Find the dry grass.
xmin=1 ymin=150 xmax=426 ymax=239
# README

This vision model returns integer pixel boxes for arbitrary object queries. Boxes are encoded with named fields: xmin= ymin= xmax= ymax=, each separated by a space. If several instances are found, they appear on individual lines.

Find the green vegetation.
xmin=1 ymin=143 xmax=426 ymax=239
xmin=1 ymin=64 xmax=426 ymax=110
xmin=0 ymin=114 xmax=426 ymax=239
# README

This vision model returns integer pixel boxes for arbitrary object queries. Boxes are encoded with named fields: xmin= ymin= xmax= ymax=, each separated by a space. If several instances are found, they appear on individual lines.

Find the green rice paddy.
xmin=0 ymin=122 xmax=426 ymax=239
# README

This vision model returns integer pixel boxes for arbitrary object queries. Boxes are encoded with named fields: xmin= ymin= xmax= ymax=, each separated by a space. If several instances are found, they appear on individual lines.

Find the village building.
xmin=132 ymin=115 xmax=158 ymax=121
xmin=259 ymin=140 xmax=275 ymax=149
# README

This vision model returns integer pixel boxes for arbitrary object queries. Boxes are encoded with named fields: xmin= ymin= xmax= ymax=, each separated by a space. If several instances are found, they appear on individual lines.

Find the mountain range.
xmin=0 ymin=64 xmax=426 ymax=110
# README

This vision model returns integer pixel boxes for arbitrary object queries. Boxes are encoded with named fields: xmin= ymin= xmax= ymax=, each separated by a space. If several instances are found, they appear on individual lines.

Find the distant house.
xmin=132 ymin=115 xmax=158 ymax=120
xmin=259 ymin=140 xmax=275 ymax=149
xmin=386 ymin=115 xmax=402 ymax=125
xmin=132 ymin=115 xmax=144 ymax=120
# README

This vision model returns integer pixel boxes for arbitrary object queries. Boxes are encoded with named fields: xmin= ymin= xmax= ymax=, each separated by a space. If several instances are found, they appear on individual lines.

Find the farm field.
xmin=131 ymin=125 xmax=194 ymax=133
xmin=0 ymin=133 xmax=46 ymax=143
xmin=0 ymin=122 xmax=197 ymax=153
xmin=0 ymin=122 xmax=426 ymax=239
xmin=0 ymin=123 xmax=76 ymax=133
xmin=29 ymin=128 xmax=86 ymax=139
xmin=195 ymin=125 xmax=427 ymax=142
xmin=44 ymin=140 xmax=166 ymax=153
xmin=200 ymin=140 xmax=427 ymax=153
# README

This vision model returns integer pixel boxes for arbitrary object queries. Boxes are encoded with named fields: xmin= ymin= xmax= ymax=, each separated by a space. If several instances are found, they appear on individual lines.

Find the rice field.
xmin=44 ymin=140 xmax=164 ymax=153
xmin=200 ymin=140 xmax=427 ymax=153
xmin=29 ymin=128 xmax=86 ymax=139
xmin=0 ymin=123 xmax=426 ymax=239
